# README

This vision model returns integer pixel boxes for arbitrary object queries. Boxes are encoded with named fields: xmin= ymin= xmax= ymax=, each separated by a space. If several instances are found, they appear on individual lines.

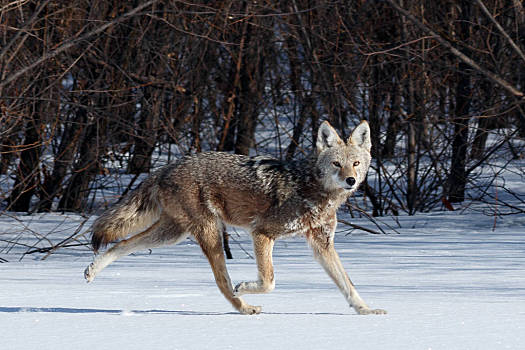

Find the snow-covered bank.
xmin=1 ymin=211 xmax=524 ymax=349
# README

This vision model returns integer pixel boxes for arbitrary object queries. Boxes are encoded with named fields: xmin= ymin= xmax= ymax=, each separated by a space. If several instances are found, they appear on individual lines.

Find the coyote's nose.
xmin=346 ymin=177 xmax=356 ymax=186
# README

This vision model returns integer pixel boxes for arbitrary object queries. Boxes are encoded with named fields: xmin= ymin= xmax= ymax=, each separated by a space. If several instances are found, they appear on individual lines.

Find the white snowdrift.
xmin=1 ymin=210 xmax=524 ymax=349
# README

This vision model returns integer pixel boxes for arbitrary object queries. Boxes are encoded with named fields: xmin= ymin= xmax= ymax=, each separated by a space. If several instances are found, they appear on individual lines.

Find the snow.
xmin=1 ymin=210 xmax=525 ymax=349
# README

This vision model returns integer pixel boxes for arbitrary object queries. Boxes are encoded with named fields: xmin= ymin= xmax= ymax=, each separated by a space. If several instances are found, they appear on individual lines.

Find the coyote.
xmin=84 ymin=121 xmax=386 ymax=315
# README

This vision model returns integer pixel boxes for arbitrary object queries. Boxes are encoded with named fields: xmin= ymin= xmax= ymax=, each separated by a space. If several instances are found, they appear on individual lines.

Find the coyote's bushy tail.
xmin=91 ymin=178 xmax=161 ymax=253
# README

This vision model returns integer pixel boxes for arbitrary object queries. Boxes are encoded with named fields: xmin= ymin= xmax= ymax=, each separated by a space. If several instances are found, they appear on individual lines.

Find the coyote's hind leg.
xmin=194 ymin=221 xmax=261 ymax=315
xmin=85 ymin=216 xmax=189 ymax=282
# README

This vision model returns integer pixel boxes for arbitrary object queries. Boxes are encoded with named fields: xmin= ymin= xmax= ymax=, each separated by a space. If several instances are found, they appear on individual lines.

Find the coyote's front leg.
xmin=309 ymin=237 xmax=386 ymax=315
xmin=233 ymin=233 xmax=275 ymax=296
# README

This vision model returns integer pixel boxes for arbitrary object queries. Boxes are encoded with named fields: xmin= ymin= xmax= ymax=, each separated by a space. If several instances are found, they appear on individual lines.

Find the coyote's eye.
xmin=353 ymin=161 xmax=360 ymax=167
xmin=332 ymin=161 xmax=342 ymax=168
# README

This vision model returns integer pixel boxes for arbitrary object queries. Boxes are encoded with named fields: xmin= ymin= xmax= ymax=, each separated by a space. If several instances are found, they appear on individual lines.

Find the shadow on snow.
xmin=0 ymin=306 xmax=347 ymax=316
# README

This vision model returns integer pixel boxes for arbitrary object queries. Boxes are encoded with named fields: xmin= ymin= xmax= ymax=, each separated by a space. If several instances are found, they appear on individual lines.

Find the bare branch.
xmin=474 ymin=0 xmax=525 ymax=65
xmin=0 ymin=0 xmax=160 ymax=88
xmin=384 ymin=0 xmax=525 ymax=99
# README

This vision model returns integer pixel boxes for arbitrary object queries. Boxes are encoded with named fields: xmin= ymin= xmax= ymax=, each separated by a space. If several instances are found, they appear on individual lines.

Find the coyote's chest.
xmin=280 ymin=200 xmax=337 ymax=241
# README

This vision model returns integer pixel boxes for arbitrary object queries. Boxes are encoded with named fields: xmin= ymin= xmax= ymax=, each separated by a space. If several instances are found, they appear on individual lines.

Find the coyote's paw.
xmin=355 ymin=306 xmax=387 ymax=315
xmin=239 ymin=304 xmax=262 ymax=315
xmin=84 ymin=263 xmax=96 ymax=283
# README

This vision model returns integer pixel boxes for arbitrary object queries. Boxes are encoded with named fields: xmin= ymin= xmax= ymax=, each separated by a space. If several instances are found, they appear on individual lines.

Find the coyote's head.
xmin=315 ymin=121 xmax=372 ymax=194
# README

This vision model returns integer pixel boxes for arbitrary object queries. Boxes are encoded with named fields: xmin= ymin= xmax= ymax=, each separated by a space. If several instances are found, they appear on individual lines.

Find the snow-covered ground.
xmin=1 ymin=210 xmax=524 ymax=350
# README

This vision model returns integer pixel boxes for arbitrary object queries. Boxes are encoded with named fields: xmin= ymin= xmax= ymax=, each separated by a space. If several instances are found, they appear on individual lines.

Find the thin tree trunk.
xmin=400 ymin=0 xmax=417 ymax=214
xmin=128 ymin=90 xmax=161 ymax=174
xmin=218 ymin=1 xmax=250 ymax=153
xmin=471 ymin=116 xmax=490 ymax=160
xmin=58 ymin=114 xmax=107 ymax=212
xmin=7 ymin=114 xmax=42 ymax=212
xmin=382 ymin=78 xmax=400 ymax=159
xmin=284 ymin=37 xmax=309 ymax=161
xmin=448 ymin=0 xmax=472 ymax=203
xmin=223 ymin=226 xmax=233 ymax=260
xmin=0 ymin=118 xmax=21 ymax=175
xmin=235 ymin=17 xmax=263 ymax=156
xmin=37 ymin=112 xmax=84 ymax=212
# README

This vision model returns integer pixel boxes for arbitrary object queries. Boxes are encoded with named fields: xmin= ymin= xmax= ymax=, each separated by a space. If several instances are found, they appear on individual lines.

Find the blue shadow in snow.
xmin=0 ymin=306 xmax=347 ymax=316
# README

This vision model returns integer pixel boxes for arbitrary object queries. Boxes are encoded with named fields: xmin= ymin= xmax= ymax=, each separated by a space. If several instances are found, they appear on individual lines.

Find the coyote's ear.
xmin=317 ymin=121 xmax=343 ymax=153
xmin=348 ymin=120 xmax=371 ymax=152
